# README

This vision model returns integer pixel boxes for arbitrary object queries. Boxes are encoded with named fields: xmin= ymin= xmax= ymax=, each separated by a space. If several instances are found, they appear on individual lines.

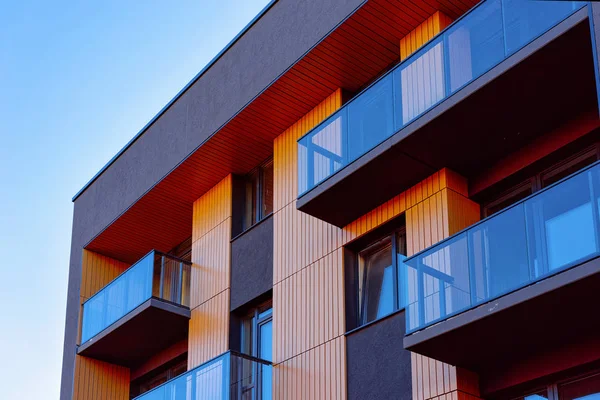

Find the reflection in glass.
xmin=406 ymin=163 xmax=600 ymax=333
xmin=515 ymin=389 xmax=549 ymax=400
xmin=260 ymin=320 xmax=273 ymax=400
xmin=406 ymin=234 xmax=470 ymax=331
xmin=447 ymin=0 xmax=504 ymax=93
xmin=348 ymin=77 xmax=394 ymax=162
xmin=81 ymin=252 xmax=191 ymax=344
xmin=297 ymin=0 xmax=585 ymax=195
xmin=470 ymin=204 xmax=529 ymax=301
xmin=398 ymin=41 xmax=445 ymax=126
xmin=360 ymin=239 xmax=394 ymax=324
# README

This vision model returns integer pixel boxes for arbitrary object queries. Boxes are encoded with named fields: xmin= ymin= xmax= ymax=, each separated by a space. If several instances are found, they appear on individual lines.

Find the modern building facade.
xmin=60 ymin=0 xmax=600 ymax=399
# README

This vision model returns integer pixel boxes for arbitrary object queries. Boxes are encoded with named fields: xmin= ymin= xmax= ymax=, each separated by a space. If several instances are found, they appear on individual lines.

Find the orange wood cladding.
xmin=188 ymin=175 xmax=232 ymax=369
xmin=400 ymin=11 xmax=453 ymax=61
xmin=403 ymin=171 xmax=481 ymax=400
xmin=273 ymin=90 xmax=347 ymax=399
xmin=272 ymin=81 xmax=481 ymax=398
xmin=274 ymin=337 xmax=346 ymax=399
xmin=72 ymin=356 xmax=130 ymax=400
xmin=80 ymin=249 xmax=130 ymax=302
xmin=188 ymin=290 xmax=230 ymax=369
xmin=74 ymin=250 xmax=131 ymax=399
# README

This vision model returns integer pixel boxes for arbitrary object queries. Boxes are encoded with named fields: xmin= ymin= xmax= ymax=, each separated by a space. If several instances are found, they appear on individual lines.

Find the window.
xmin=357 ymin=229 xmax=408 ymax=325
xmin=129 ymin=355 xmax=187 ymax=398
xmin=482 ymin=146 xmax=599 ymax=218
xmin=559 ymin=372 xmax=600 ymax=400
xmin=238 ymin=302 xmax=272 ymax=400
xmin=511 ymin=371 xmax=600 ymax=400
xmin=243 ymin=158 xmax=273 ymax=231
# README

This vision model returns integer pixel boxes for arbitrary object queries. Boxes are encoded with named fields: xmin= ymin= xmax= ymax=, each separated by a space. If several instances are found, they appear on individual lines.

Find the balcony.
xmin=134 ymin=351 xmax=272 ymax=400
xmin=78 ymin=250 xmax=192 ymax=367
xmin=296 ymin=0 xmax=597 ymax=227
xmin=403 ymin=161 xmax=600 ymax=376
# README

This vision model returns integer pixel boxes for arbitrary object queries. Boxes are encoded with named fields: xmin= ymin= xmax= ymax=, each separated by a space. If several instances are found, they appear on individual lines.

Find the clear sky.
xmin=0 ymin=1 xmax=270 ymax=398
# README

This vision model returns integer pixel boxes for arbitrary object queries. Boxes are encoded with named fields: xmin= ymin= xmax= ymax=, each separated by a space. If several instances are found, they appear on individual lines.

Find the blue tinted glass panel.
xmin=377 ymin=265 xmax=394 ymax=319
xmin=362 ymin=242 xmax=394 ymax=323
xmin=502 ymin=0 xmax=583 ymax=55
xmin=406 ymin=233 xmax=470 ymax=331
xmin=446 ymin=0 xmax=504 ymax=93
xmin=469 ymin=204 xmax=529 ymax=301
xmin=81 ymin=253 xmax=154 ymax=343
xmin=297 ymin=0 xmax=584 ymax=196
xmin=297 ymin=110 xmax=346 ymax=195
xmin=525 ymin=170 xmax=599 ymax=276
xmin=397 ymin=253 xmax=408 ymax=309
xmin=347 ymin=76 xmax=394 ymax=162
xmin=406 ymin=162 xmax=600 ymax=333
xmin=394 ymin=38 xmax=445 ymax=129
xmin=81 ymin=252 xmax=191 ymax=344
xmin=260 ymin=320 xmax=272 ymax=361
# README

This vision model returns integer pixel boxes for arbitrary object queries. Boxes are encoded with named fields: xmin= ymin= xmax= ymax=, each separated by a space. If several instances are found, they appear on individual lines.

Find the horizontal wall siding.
xmin=189 ymin=175 xmax=232 ymax=369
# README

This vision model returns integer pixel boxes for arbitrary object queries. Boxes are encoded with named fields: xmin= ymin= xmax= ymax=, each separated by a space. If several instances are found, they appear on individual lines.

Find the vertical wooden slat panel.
xmin=271 ymin=72 xmax=482 ymax=400
xmin=73 ymin=356 xmax=129 ymax=400
xmin=74 ymin=250 xmax=130 ymax=397
xmin=79 ymin=250 xmax=129 ymax=301
xmin=403 ymin=169 xmax=480 ymax=400
xmin=273 ymin=90 xmax=345 ymax=398
xmin=188 ymin=175 xmax=232 ymax=369
xmin=187 ymin=290 xmax=230 ymax=369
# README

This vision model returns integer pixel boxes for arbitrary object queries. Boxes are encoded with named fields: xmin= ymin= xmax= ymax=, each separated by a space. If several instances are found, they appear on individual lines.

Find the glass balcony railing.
xmin=81 ymin=250 xmax=192 ymax=343
xmin=297 ymin=0 xmax=587 ymax=196
xmin=134 ymin=351 xmax=272 ymax=400
xmin=404 ymin=161 xmax=600 ymax=334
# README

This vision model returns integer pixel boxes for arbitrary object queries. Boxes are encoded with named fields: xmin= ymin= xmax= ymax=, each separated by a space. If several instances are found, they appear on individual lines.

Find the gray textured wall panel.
xmin=230 ymin=216 xmax=274 ymax=311
xmin=60 ymin=1 xmax=365 ymax=398
xmin=346 ymin=312 xmax=413 ymax=400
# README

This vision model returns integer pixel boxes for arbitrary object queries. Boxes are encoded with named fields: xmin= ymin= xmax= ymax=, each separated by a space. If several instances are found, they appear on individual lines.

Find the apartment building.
xmin=60 ymin=0 xmax=600 ymax=399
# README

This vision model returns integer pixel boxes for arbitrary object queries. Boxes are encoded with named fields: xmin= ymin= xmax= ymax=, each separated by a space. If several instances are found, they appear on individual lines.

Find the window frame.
xmin=237 ymin=301 xmax=272 ymax=400
xmin=482 ymin=145 xmax=600 ymax=218
xmin=357 ymin=227 xmax=407 ymax=326
xmin=244 ymin=157 xmax=274 ymax=231
xmin=509 ymin=369 xmax=600 ymax=400
xmin=240 ymin=300 xmax=273 ymax=360
xmin=129 ymin=354 xmax=188 ymax=398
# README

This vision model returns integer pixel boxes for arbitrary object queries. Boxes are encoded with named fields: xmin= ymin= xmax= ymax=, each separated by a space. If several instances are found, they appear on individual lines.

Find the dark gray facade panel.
xmin=73 ymin=0 xmax=365 ymax=252
xmin=60 ymin=203 xmax=86 ymax=400
xmin=61 ymin=1 xmax=365 ymax=398
xmin=346 ymin=311 xmax=412 ymax=400
xmin=230 ymin=216 xmax=274 ymax=311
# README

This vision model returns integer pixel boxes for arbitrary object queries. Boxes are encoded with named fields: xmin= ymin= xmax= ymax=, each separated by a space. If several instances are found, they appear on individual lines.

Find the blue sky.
xmin=0 ymin=1 xmax=270 ymax=398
